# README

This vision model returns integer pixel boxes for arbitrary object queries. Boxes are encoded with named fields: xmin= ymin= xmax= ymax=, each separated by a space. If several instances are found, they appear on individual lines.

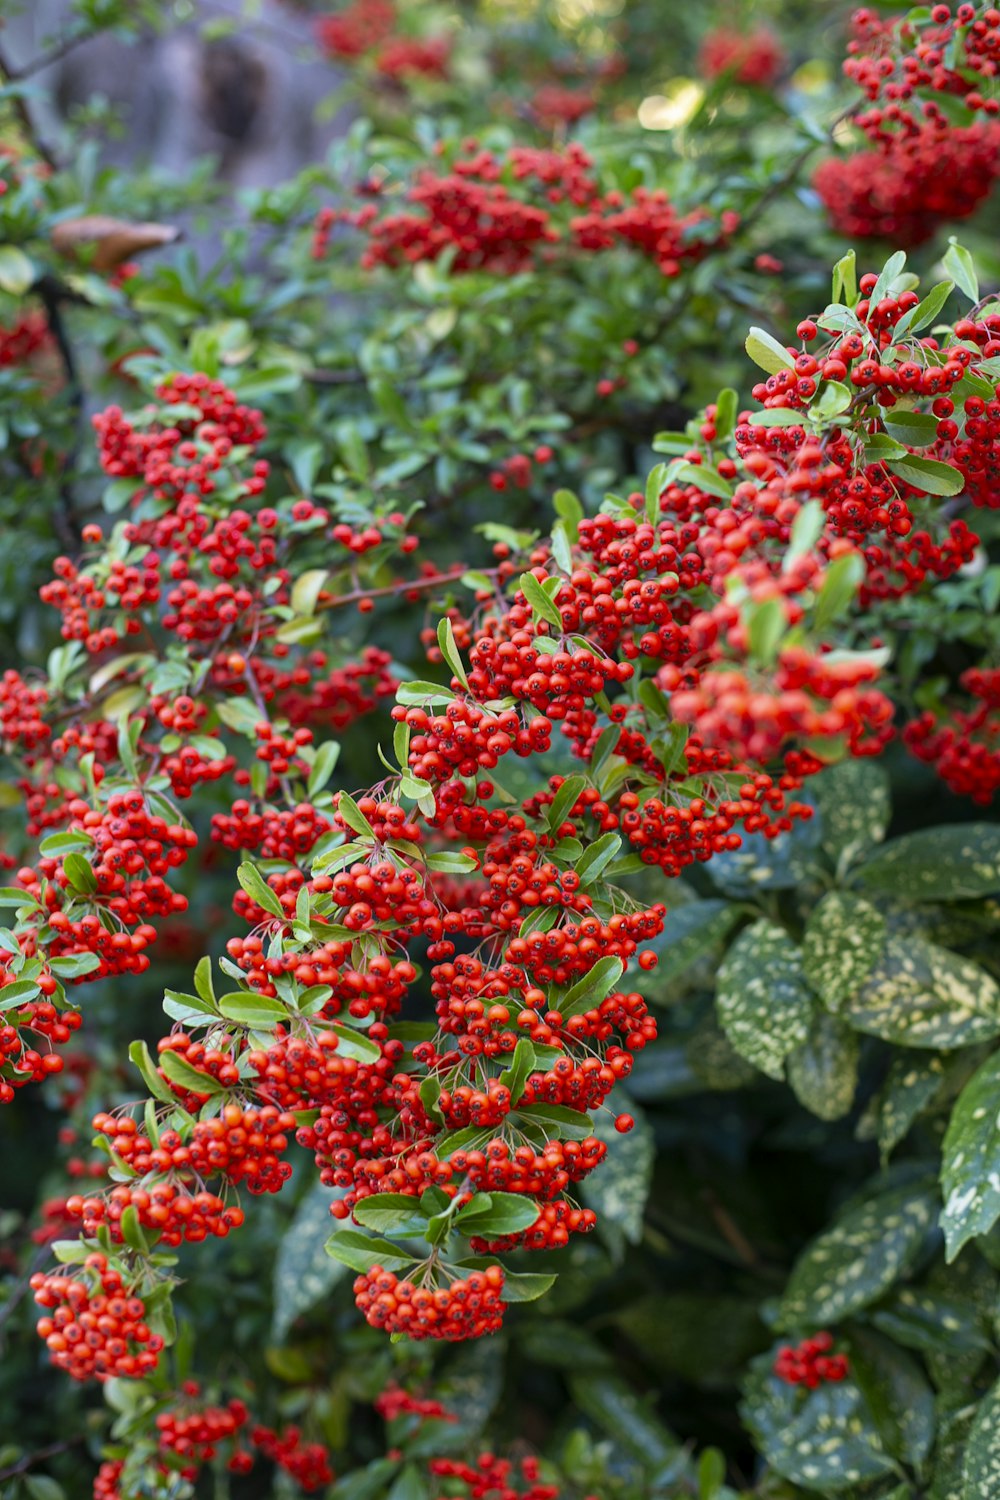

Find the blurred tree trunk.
xmin=2 ymin=1 xmax=348 ymax=197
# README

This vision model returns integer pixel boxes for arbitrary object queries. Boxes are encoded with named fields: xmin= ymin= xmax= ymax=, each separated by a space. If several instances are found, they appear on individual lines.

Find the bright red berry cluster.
xmin=31 ymin=1253 xmax=163 ymax=1381
xmin=774 ymin=1332 xmax=850 ymax=1387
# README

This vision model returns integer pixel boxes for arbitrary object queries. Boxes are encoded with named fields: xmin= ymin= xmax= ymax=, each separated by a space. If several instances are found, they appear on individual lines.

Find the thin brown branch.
xmin=0 ymin=44 xmax=60 ymax=169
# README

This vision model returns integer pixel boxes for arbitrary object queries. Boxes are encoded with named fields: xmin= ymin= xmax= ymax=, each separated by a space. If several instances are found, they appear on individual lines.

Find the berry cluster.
xmin=905 ymin=667 xmax=1000 ymax=804
xmin=322 ymin=140 xmax=734 ymax=280
xmin=773 ymin=1332 xmax=850 ymax=1388
xmin=31 ymin=1253 xmax=163 ymax=1381
xmin=816 ymin=6 xmax=1000 ymax=243
xmin=353 ymin=1263 xmax=506 ymax=1340
xmin=697 ymin=27 xmax=786 ymax=86
xmin=315 ymin=0 xmax=450 ymax=81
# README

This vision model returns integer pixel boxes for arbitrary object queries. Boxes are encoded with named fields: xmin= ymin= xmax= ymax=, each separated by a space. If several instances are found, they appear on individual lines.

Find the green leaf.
xmin=0 ymin=245 xmax=35 ymax=295
xmin=128 ymin=1039 xmax=176 ymax=1105
xmin=747 ymin=407 xmax=807 ymax=428
xmin=456 ymin=1191 xmax=539 ymax=1238
xmin=325 ymin=1227 xmax=419 ymax=1275
xmin=0 ymin=979 xmax=41 ymax=1010
xmin=119 ymin=1205 xmax=150 ymax=1255
xmin=569 ymin=1372 xmax=678 ymax=1466
xmin=869 ymin=249 xmax=908 ymax=311
xmin=353 ymin=1194 xmax=430 ymax=1236
xmin=714 ymin=387 xmax=738 ymax=441
xmin=832 ymin=249 xmax=857 ymax=307
xmin=776 ymin=1179 xmax=937 ymax=1330
xmin=888 ymin=454 xmax=965 ymax=496
xmin=717 ymin=920 xmax=813 ymax=1080
xmin=813 ymin=553 xmax=864 ymax=631
xmin=24 ymin=1477 xmax=64 ymax=1500
xmin=516 ymin=1103 xmax=593 ymax=1138
xmin=742 ymin=1356 xmax=895 ymax=1491
xmin=787 ymin=1012 xmax=860 ymax=1121
xmin=864 ymin=1053 xmax=946 ymax=1163
xmin=62 ymin=853 xmax=97 ymax=894
xmin=553 ymin=488 xmax=583 ymax=540
xmin=558 ymin=955 xmax=624 ymax=1018
xmin=897 ymin=279 xmax=954 ymax=337
xmin=386 ymin=1464 xmax=429 ymax=1500
xmin=847 ymin=1327 xmax=935 ymax=1466
xmin=215 ymin=696 xmax=262 ymax=736
xmin=394 ymin=681 xmax=456 ymax=708
xmin=546 ymin=774 xmax=587 ymax=832
xmin=49 ymin=951 xmax=100 ymax=979
xmin=746 ymin=596 xmax=785 ymax=665
xmin=291 ymin=568 xmax=329 ymax=617
xmin=812 ymin=759 xmax=890 ymax=871
xmin=39 ymin=831 xmax=93 ymax=857
xmin=963 ymin=1375 xmax=1000 ymax=1498
xmin=846 ymin=935 xmax=1000 ymax=1048
xmin=639 ymin=900 xmax=742 ymax=992
xmin=802 ymin=892 xmax=886 ymax=1012
xmin=575 ymin=832 xmax=621 ymax=887
xmin=159 ymin=1048 xmax=227 ymax=1095
xmin=870 ymin=1285 xmax=992 ymax=1356
xmin=307 ymin=741 xmax=341 ymax=796
xmin=217 ymin=990 xmax=288 ymax=1028
xmin=581 ymin=1095 xmax=653 ymax=1244
xmin=882 ymin=408 xmax=941 ymax=446
xmin=498 ymin=1038 xmax=535 ymax=1106
xmin=519 ymin=572 xmax=563 ymax=631
xmin=497 ymin=1270 xmax=557 ymax=1303
xmin=437 ymin=617 xmax=470 ymax=688
xmin=854 ymin=823 xmax=1000 ymax=900
xmin=941 ymin=1051 xmax=1000 ymax=1260
xmin=236 ymin=862 xmax=286 ymax=919
xmin=162 ymin=988 xmax=216 ymax=1025
xmin=745 ymin=326 xmax=795 ymax=374
xmin=325 ymin=1023 xmax=382 ymax=1063
xmin=944 ymin=238 xmax=979 ymax=302
xmin=672 ymin=461 xmax=733 ymax=499
xmin=336 ymin=791 xmax=377 ymax=840
xmin=784 ymin=500 xmax=825 ymax=570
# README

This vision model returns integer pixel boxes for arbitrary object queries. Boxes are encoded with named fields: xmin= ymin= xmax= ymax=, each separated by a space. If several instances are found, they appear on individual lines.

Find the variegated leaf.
xmin=788 ymin=1011 xmax=860 ymax=1121
xmin=854 ymin=823 xmax=1000 ymax=902
xmin=742 ymin=1355 xmax=895 ymax=1492
xmin=717 ymin=920 xmax=813 ymax=1080
xmin=941 ymin=1051 xmax=1000 ymax=1260
xmin=845 ymin=936 xmax=1000 ymax=1049
xmin=812 ymin=759 xmax=890 ymax=871
xmin=802 ymin=892 xmax=886 ymax=1013
xmin=777 ymin=1180 xmax=936 ymax=1330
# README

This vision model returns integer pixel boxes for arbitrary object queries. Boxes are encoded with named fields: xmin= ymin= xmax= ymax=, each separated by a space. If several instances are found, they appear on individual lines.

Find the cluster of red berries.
xmin=905 ymin=667 xmax=1000 ymax=804
xmin=0 ymin=309 xmax=53 ymax=366
xmin=774 ymin=1332 xmax=849 ymax=1387
xmin=0 ymin=669 xmax=51 ymax=753
xmin=430 ymin=1453 xmax=563 ymax=1500
xmin=91 ymin=1383 xmax=333 ymax=1495
xmin=375 ymin=1384 xmax=456 ymax=1422
xmin=697 ymin=26 xmax=786 ymax=86
xmin=0 ymin=989 xmax=81 ymax=1102
xmin=530 ymin=85 xmax=596 ymax=127
xmin=315 ymin=0 xmax=449 ymax=80
xmin=323 ymin=140 xmax=733 ymax=280
xmin=353 ymin=1263 xmax=506 ymax=1340
xmin=814 ymin=120 xmax=1000 ymax=246
xmin=816 ymin=7 xmax=1000 ymax=243
xmin=489 ymin=444 xmax=554 ymax=491
xmin=31 ymin=1253 xmax=163 ymax=1381
xmin=250 ymin=1425 xmax=334 ymax=1489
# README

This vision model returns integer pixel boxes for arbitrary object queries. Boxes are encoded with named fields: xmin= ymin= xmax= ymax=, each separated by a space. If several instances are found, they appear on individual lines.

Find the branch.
xmin=1 ymin=28 xmax=94 ymax=81
xmin=0 ymin=44 xmax=60 ymax=170
xmin=34 ymin=274 xmax=85 ymax=548
xmin=0 ymin=1440 xmax=84 ymax=1485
